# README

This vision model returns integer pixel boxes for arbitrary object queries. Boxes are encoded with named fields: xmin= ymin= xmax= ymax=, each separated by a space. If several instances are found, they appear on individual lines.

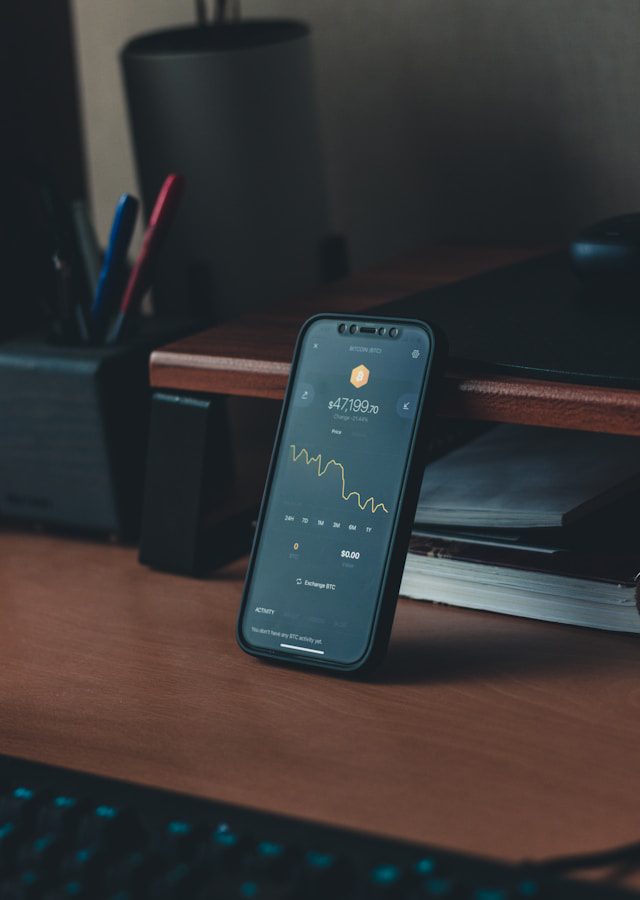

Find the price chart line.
xmin=289 ymin=444 xmax=389 ymax=514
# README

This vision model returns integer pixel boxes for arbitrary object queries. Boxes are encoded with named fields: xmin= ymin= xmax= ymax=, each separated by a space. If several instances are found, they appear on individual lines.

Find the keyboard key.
xmin=413 ymin=875 xmax=460 ymax=897
xmin=238 ymin=883 xmax=261 ymax=899
xmin=472 ymin=888 xmax=512 ymax=900
xmin=102 ymin=848 xmax=156 ymax=895
xmin=514 ymin=879 xmax=543 ymax=897
xmin=195 ymin=825 xmax=249 ymax=871
xmin=413 ymin=857 xmax=440 ymax=879
xmin=44 ymin=881 xmax=90 ymax=899
xmin=146 ymin=861 xmax=203 ymax=898
xmin=153 ymin=819 xmax=205 ymax=862
xmin=37 ymin=795 xmax=85 ymax=834
xmin=77 ymin=805 xmax=143 ymax=851
xmin=60 ymin=844 xmax=108 ymax=884
xmin=0 ymin=820 xmax=19 ymax=861
xmin=2 ymin=866 xmax=53 ymax=898
xmin=215 ymin=879 xmax=287 ymax=900
xmin=17 ymin=830 xmax=67 ymax=871
xmin=367 ymin=862 xmax=407 ymax=896
xmin=245 ymin=839 xmax=296 ymax=880
xmin=296 ymin=847 xmax=352 ymax=892
xmin=0 ymin=786 xmax=40 ymax=824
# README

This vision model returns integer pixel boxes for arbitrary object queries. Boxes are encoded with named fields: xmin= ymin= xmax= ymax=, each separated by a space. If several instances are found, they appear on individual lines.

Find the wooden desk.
xmin=2 ymin=528 xmax=639 ymax=865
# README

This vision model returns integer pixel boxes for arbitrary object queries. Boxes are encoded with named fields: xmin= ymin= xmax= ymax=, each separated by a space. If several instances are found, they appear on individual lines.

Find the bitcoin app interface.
xmin=241 ymin=320 xmax=431 ymax=665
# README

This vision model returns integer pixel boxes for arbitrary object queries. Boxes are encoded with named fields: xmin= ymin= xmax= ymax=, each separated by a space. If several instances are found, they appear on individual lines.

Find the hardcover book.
xmin=400 ymin=536 xmax=640 ymax=634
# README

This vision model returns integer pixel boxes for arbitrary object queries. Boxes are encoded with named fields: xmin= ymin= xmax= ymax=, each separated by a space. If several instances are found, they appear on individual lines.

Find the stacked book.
xmin=401 ymin=425 xmax=640 ymax=633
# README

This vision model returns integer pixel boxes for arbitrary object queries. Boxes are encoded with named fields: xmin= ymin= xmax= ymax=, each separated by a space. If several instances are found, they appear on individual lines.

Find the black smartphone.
xmin=237 ymin=314 xmax=446 ymax=673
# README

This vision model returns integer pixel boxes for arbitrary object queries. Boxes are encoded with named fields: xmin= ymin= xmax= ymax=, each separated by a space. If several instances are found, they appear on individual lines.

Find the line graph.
xmin=289 ymin=444 xmax=389 ymax=514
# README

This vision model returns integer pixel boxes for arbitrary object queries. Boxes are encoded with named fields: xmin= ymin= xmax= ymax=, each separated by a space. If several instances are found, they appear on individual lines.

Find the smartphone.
xmin=237 ymin=314 xmax=446 ymax=673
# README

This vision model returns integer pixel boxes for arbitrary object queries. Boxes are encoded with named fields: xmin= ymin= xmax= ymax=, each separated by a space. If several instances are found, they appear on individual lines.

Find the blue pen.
xmin=91 ymin=193 xmax=139 ymax=339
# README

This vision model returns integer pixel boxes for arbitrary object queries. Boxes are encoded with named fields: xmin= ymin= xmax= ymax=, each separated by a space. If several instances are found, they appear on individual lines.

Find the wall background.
xmin=70 ymin=0 xmax=640 ymax=272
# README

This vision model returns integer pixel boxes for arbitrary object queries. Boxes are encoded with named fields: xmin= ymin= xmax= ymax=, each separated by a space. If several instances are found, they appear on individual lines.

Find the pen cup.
xmin=0 ymin=334 xmax=156 ymax=540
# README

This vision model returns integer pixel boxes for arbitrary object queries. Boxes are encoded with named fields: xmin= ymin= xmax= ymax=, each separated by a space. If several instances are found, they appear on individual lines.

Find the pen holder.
xmin=0 ymin=336 xmax=154 ymax=540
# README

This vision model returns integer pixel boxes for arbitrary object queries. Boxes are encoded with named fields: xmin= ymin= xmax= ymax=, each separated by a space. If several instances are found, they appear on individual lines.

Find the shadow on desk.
xmin=202 ymin=553 xmax=636 ymax=688
xmin=378 ymin=600 xmax=639 ymax=686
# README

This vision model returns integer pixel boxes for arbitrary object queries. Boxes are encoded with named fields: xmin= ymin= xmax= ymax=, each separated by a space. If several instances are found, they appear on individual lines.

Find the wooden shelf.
xmin=150 ymin=243 xmax=640 ymax=436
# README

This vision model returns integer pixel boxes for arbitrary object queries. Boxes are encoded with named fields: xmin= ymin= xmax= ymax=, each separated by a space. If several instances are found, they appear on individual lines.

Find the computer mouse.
xmin=570 ymin=213 xmax=640 ymax=285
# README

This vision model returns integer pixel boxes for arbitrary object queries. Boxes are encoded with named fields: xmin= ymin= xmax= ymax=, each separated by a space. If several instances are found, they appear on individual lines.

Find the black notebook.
xmin=416 ymin=424 xmax=640 ymax=530
xmin=377 ymin=251 xmax=640 ymax=389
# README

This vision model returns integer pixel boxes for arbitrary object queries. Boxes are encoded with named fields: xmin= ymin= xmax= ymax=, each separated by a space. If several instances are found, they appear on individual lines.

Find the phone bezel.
xmin=236 ymin=313 xmax=443 ymax=673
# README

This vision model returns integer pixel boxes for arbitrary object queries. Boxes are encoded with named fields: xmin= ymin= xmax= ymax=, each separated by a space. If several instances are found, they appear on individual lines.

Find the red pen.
xmin=106 ymin=174 xmax=185 ymax=344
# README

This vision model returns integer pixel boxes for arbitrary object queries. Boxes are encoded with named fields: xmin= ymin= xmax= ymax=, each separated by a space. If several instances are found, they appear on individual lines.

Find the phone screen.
xmin=239 ymin=318 xmax=432 ymax=666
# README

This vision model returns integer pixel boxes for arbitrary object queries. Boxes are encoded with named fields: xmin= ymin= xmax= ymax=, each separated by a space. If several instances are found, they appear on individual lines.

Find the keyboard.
xmin=0 ymin=754 xmax=633 ymax=899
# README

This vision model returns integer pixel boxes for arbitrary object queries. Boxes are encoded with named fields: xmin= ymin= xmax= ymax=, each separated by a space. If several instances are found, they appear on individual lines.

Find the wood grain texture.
xmin=2 ymin=527 xmax=640 ymax=864
xmin=441 ymin=369 xmax=640 ymax=435
xmin=149 ymin=243 xmax=640 ymax=435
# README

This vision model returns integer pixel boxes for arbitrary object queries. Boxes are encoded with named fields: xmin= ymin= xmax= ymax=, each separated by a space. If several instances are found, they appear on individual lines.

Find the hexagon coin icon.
xmin=350 ymin=364 xmax=370 ymax=389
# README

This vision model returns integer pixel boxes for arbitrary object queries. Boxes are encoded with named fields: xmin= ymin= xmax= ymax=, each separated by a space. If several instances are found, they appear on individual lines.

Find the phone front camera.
xmin=389 ymin=327 xmax=399 ymax=338
xmin=378 ymin=327 xmax=386 ymax=336
xmin=338 ymin=323 xmax=346 ymax=333
xmin=349 ymin=324 xmax=357 ymax=334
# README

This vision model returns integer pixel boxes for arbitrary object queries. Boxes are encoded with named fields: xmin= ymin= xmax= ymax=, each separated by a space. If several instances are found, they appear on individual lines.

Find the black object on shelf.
xmin=570 ymin=213 xmax=640 ymax=289
xmin=379 ymin=252 xmax=640 ymax=389
xmin=138 ymin=389 xmax=253 ymax=576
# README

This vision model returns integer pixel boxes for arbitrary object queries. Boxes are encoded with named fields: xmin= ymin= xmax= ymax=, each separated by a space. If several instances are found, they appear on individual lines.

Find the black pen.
xmin=51 ymin=251 xmax=90 ymax=344
xmin=71 ymin=199 xmax=102 ymax=298
xmin=51 ymin=253 xmax=73 ymax=339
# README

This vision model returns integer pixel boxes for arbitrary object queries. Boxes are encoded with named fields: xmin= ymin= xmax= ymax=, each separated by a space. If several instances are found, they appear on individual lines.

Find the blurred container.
xmin=121 ymin=20 xmax=330 ymax=323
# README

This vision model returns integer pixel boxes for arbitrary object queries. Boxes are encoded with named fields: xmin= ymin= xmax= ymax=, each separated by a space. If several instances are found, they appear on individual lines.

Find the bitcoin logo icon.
xmin=350 ymin=364 xmax=370 ymax=389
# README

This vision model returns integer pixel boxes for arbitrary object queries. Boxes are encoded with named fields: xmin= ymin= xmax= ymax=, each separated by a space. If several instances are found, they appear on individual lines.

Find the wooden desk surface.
xmin=2 ymin=528 xmax=640 ymax=865
xmin=150 ymin=244 xmax=640 ymax=436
